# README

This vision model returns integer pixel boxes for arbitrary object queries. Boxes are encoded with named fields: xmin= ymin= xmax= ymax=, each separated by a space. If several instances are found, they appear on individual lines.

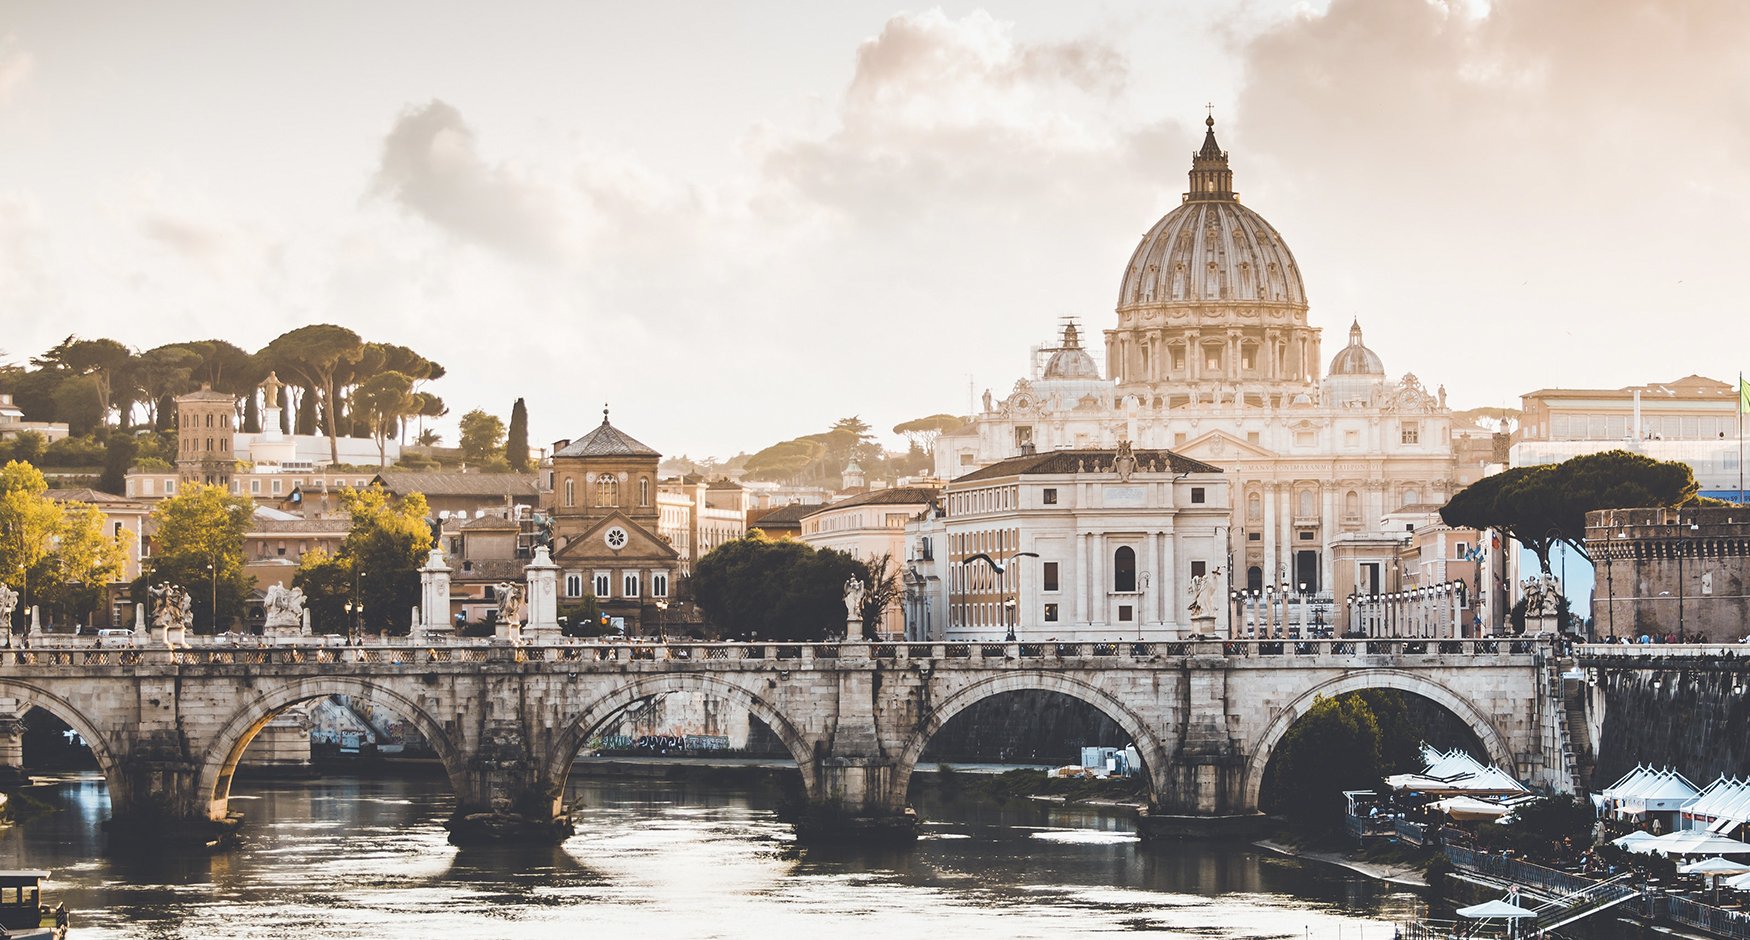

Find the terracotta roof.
xmin=371 ymin=471 xmax=540 ymax=498
xmin=801 ymin=486 xmax=940 ymax=519
xmin=707 ymin=478 xmax=743 ymax=490
xmin=247 ymin=518 xmax=351 ymax=535
xmin=448 ymin=558 xmax=527 ymax=581
xmin=747 ymin=503 xmax=816 ymax=527
xmin=554 ymin=417 xmax=660 ymax=458
xmin=45 ymin=488 xmax=142 ymax=506
xmin=952 ymin=448 xmax=1222 ymax=484
xmin=458 ymin=514 xmax=518 ymax=530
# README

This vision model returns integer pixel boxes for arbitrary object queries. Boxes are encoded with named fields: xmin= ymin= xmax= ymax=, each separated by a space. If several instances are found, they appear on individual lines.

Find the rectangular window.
xmin=593 ymin=572 xmax=610 ymax=598
xmin=1118 ymin=605 xmax=1133 ymax=622
xmin=1042 ymin=561 xmax=1060 ymax=592
xmin=623 ymin=572 xmax=640 ymax=598
xmin=652 ymin=572 xmax=669 ymax=598
xmin=565 ymin=574 xmax=583 ymax=598
xmin=1247 ymin=432 xmax=1260 ymax=444
xmin=1300 ymin=531 xmax=1315 ymax=540
xmin=1455 ymin=542 xmax=1468 ymax=559
xmin=249 ymin=479 xmax=261 ymax=494
xmin=1248 ymin=532 xmax=1261 ymax=541
xmin=271 ymin=479 xmax=282 ymax=495
xmin=1400 ymin=422 xmax=1420 ymax=445
xmin=1043 ymin=603 xmax=1059 ymax=623
xmin=1042 ymin=487 xmax=1058 ymax=505
xmin=1191 ymin=561 xmax=1207 ymax=577
xmin=165 ymin=480 xmax=176 ymax=494
xmin=1174 ymin=432 xmax=1187 ymax=446
xmin=1190 ymin=487 xmax=1206 ymax=504
xmin=1344 ymin=429 xmax=1360 ymax=448
xmin=113 ymin=522 xmax=123 ymax=538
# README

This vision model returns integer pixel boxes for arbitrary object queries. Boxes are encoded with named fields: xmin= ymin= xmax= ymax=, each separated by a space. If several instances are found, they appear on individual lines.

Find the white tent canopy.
xmin=1601 ymin=765 xmax=1701 ymax=818
xmin=1386 ymin=746 xmax=1529 ymax=797
xmin=1611 ymin=830 xmax=1659 ymax=848
xmin=1430 ymin=795 xmax=1511 ymax=820
xmin=1456 ymin=898 xmax=1537 ymax=919
xmin=1681 ymin=857 xmax=1750 ymax=875
xmin=1627 ymin=830 xmax=1750 ymax=856
xmin=1683 ymin=776 xmax=1750 ymax=835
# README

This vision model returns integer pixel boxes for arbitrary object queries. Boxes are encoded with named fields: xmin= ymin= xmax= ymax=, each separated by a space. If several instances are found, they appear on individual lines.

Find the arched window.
xmin=205 ymin=414 xmax=214 ymax=428
xmin=1247 ymin=492 xmax=1262 ymax=522
xmin=564 ymin=478 xmax=575 ymax=508
xmin=596 ymin=474 xmax=619 ymax=506
xmin=1403 ymin=487 xmax=1421 ymax=507
xmin=1247 ymin=566 xmax=1263 ymax=592
xmin=639 ymin=477 xmax=650 ymax=507
xmin=1344 ymin=490 xmax=1360 ymax=518
xmin=1113 ymin=546 xmax=1137 ymax=593
xmin=1298 ymin=489 xmax=1315 ymax=518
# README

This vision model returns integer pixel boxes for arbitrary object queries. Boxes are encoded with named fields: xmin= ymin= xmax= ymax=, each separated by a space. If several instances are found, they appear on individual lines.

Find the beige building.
xmin=0 ymin=393 xmax=70 ymax=442
xmin=800 ymin=486 xmax=940 ymax=637
xmin=657 ymin=475 xmax=748 ymax=575
xmin=935 ymin=118 xmax=1479 ymax=609
xmin=1514 ymin=375 xmax=1744 ymax=499
xmin=907 ymin=448 xmax=1230 ymax=641
xmin=546 ymin=411 xmax=679 ymax=636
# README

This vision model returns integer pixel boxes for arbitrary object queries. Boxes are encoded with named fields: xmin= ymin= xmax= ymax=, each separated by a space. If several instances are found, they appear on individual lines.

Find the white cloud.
xmin=0 ymin=36 xmax=32 ymax=107
xmin=369 ymin=100 xmax=571 ymax=264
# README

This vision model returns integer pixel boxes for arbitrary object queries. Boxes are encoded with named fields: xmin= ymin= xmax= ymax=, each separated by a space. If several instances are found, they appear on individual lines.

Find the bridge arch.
xmin=0 ymin=679 xmax=126 ymax=806
xmin=1241 ymin=669 xmax=1517 ymax=811
xmin=546 ymin=673 xmax=818 ymax=809
xmin=195 ymin=677 xmax=467 ymax=822
xmin=893 ymin=672 xmax=1172 ymax=804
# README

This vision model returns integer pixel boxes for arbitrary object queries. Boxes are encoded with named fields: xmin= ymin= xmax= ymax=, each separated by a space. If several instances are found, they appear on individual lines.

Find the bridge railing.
xmin=0 ymin=634 xmax=1552 ymax=667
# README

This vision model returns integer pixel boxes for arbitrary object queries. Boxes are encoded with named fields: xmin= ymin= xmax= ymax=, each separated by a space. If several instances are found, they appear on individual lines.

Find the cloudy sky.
xmin=1 ymin=1 xmax=1746 ymax=458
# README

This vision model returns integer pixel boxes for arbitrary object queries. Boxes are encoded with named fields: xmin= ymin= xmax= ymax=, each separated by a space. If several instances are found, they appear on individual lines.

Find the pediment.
xmin=552 ymin=511 xmax=679 ymax=565
xmin=1176 ymin=429 xmax=1278 ymax=460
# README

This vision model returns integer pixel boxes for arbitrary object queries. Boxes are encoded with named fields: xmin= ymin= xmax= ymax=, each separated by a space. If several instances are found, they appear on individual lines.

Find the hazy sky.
xmin=2 ymin=1 xmax=1746 ymax=458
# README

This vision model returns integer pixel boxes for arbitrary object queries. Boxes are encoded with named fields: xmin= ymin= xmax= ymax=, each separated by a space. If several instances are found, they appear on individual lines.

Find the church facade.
xmin=935 ymin=118 xmax=1480 ymax=611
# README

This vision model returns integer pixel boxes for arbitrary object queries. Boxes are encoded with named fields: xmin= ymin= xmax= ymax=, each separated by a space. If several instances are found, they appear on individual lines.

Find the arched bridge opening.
xmin=196 ymin=678 xmax=468 ymax=826
xmin=547 ymin=675 xmax=818 ymax=821
xmin=895 ymin=673 xmax=1172 ymax=811
xmin=0 ymin=680 xmax=123 ymax=811
xmin=1246 ymin=671 xmax=1513 ymax=819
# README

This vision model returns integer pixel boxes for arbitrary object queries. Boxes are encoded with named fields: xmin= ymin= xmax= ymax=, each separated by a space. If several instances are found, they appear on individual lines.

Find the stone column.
xmin=418 ymin=546 xmax=454 ymax=635
xmin=1089 ymin=533 xmax=1106 ymax=627
xmin=0 ymin=698 xmax=26 ymax=786
xmin=1261 ymin=484 xmax=1277 ymax=598
xmin=523 ymin=546 xmax=561 ymax=640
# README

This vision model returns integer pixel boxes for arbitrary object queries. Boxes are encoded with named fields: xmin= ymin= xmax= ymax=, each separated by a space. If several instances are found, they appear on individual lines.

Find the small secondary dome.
xmin=1041 ymin=322 xmax=1102 ymax=380
xmin=1328 ymin=320 xmax=1384 ymax=376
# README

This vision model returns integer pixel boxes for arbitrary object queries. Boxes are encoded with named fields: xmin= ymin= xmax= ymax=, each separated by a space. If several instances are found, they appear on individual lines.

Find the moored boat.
xmin=0 ymin=870 xmax=69 ymax=939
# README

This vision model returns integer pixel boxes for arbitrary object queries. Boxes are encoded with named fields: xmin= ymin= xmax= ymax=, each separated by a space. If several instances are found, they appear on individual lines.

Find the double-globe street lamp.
xmin=964 ymin=551 xmax=1039 ymax=642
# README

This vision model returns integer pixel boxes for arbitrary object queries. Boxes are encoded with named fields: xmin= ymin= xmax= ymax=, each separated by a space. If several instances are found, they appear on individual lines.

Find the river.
xmin=0 ymin=770 xmax=1426 ymax=939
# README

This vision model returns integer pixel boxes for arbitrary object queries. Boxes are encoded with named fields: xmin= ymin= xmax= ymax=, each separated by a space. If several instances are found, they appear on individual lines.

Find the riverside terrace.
xmin=0 ymin=635 xmax=1573 ymax=845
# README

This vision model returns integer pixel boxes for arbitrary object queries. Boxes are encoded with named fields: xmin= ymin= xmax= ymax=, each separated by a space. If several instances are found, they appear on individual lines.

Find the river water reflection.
xmin=0 ymin=771 xmax=1425 ymax=939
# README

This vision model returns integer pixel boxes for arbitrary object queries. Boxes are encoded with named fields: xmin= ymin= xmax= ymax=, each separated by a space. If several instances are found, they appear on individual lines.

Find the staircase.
xmin=1561 ymin=675 xmax=1597 ymax=792
xmin=1531 ymin=872 xmax=1641 ymax=932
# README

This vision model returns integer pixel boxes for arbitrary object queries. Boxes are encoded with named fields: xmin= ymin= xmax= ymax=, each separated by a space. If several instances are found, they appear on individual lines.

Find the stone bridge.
xmin=0 ymin=636 xmax=1572 ymax=844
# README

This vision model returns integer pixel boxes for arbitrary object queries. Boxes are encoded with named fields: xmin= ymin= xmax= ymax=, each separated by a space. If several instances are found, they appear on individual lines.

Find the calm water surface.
xmin=0 ymin=771 xmax=1426 ymax=939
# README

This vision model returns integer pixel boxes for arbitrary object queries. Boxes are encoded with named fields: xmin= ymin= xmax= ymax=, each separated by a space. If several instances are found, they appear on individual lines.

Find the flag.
xmin=1741 ymin=377 xmax=1750 ymax=414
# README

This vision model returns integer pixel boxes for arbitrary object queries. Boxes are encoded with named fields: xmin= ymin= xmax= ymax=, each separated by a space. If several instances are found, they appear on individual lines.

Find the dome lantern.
xmin=1187 ymin=115 xmax=1235 ymax=202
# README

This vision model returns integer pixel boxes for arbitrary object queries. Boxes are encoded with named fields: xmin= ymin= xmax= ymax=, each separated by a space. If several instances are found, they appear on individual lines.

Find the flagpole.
xmin=1739 ymin=371 xmax=1745 ymax=504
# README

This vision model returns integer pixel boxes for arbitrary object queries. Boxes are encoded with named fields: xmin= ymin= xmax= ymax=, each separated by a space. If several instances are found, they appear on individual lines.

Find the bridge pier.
xmin=0 ymin=699 xmax=28 ymax=787
xmin=445 ymin=722 xmax=574 ymax=845
xmin=795 ymin=756 xmax=918 ymax=843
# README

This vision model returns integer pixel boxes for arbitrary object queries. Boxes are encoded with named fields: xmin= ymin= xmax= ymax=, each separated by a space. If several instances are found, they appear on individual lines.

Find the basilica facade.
xmin=934 ymin=118 xmax=1481 ymax=609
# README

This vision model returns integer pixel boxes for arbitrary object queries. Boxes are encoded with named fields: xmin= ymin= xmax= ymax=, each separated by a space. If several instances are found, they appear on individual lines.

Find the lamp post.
xmin=206 ymin=558 xmax=217 ymax=634
xmin=1297 ymin=581 xmax=1308 ymax=640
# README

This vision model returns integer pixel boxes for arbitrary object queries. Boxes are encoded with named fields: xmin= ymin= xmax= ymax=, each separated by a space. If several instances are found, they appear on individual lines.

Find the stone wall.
xmin=1592 ymin=663 xmax=1750 ymax=785
xmin=1587 ymin=507 xmax=1750 ymax=643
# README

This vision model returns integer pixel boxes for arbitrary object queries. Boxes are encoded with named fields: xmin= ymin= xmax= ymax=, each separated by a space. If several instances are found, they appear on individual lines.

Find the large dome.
xmin=1041 ymin=322 xmax=1102 ymax=380
xmin=1116 ymin=118 xmax=1306 ymax=310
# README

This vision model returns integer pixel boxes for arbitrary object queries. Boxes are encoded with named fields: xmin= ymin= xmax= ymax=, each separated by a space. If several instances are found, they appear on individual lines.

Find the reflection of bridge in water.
xmin=0 ymin=636 xmax=1574 ymax=845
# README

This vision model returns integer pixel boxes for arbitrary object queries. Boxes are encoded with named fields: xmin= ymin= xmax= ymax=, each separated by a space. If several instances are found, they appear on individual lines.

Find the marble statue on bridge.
xmin=149 ymin=583 xmax=193 ymax=647
xmin=263 ymin=584 xmax=306 ymax=635
xmin=0 ymin=584 xmax=15 ymax=633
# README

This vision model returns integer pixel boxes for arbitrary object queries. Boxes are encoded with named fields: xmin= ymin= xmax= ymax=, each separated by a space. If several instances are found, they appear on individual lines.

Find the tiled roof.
xmin=952 ymin=448 xmax=1223 ymax=484
xmin=45 ymin=488 xmax=141 ymax=505
xmin=554 ymin=418 xmax=660 ymax=458
xmin=372 ymin=471 xmax=540 ymax=498
xmin=747 ymin=503 xmax=816 ymax=527
xmin=247 ymin=518 xmax=352 ymax=535
xmin=802 ymin=486 xmax=940 ymax=518
xmin=458 ymin=514 xmax=518 ymax=530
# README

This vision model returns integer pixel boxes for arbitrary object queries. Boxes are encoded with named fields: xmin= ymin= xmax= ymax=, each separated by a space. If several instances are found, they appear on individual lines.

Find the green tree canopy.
xmin=458 ymin=409 xmax=506 ymax=464
xmin=506 ymin=398 xmax=531 ymax=472
xmin=1441 ymin=450 xmax=1700 ymax=573
xmin=337 ymin=486 xmax=433 ymax=634
xmin=1259 ymin=693 xmax=1383 ymax=825
xmin=893 ymin=414 xmax=961 ymax=454
xmin=142 ymin=482 xmax=254 ymax=632
xmin=260 ymin=325 xmax=365 ymax=464
xmin=689 ymin=534 xmax=867 ymax=641
xmin=292 ymin=548 xmax=351 ymax=635
xmin=352 ymin=370 xmax=417 ymax=469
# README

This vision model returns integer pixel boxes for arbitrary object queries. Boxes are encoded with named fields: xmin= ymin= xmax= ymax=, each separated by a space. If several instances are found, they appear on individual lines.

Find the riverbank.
xmin=1253 ymin=838 xmax=1431 ymax=888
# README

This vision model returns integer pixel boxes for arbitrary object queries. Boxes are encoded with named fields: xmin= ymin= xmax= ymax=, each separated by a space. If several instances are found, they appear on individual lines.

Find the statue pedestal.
xmin=1189 ymin=615 xmax=1217 ymax=639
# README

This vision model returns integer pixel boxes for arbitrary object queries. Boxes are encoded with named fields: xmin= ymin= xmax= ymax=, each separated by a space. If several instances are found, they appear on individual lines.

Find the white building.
xmin=905 ymin=447 xmax=1229 ymax=642
xmin=935 ymin=118 xmax=1479 ymax=606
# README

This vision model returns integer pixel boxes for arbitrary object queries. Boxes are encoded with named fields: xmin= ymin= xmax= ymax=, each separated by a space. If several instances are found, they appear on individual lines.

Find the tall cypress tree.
xmin=506 ymin=398 xmax=531 ymax=471
xmin=242 ymin=391 xmax=261 ymax=433
xmin=296 ymin=387 xmax=317 ymax=435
